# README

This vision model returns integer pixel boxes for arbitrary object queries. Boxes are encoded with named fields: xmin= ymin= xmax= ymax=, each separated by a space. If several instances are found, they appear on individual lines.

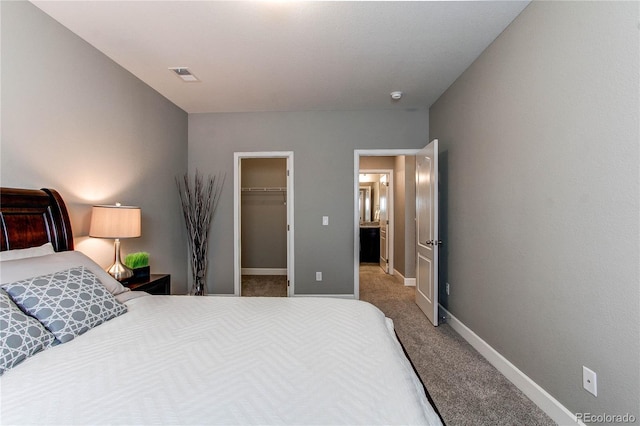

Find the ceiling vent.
xmin=169 ymin=67 xmax=200 ymax=82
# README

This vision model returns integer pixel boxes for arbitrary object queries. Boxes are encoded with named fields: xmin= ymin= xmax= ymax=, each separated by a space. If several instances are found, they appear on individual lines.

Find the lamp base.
xmin=107 ymin=261 xmax=134 ymax=281
xmin=108 ymin=238 xmax=134 ymax=281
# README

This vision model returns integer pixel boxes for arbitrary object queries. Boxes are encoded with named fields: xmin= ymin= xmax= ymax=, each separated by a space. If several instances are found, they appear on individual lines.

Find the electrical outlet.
xmin=316 ymin=272 xmax=322 ymax=281
xmin=446 ymin=283 xmax=450 ymax=295
xmin=583 ymin=366 xmax=597 ymax=397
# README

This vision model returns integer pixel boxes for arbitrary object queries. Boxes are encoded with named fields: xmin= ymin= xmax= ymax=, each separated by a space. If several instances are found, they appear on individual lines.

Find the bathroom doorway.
xmin=358 ymin=171 xmax=393 ymax=274
xmin=354 ymin=150 xmax=418 ymax=299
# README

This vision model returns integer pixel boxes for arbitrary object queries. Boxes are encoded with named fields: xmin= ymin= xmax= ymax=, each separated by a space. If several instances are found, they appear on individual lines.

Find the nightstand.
xmin=122 ymin=274 xmax=171 ymax=295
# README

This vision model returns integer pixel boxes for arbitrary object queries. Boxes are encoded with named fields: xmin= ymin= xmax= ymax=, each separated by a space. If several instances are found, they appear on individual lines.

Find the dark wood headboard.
xmin=0 ymin=188 xmax=74 ymax=252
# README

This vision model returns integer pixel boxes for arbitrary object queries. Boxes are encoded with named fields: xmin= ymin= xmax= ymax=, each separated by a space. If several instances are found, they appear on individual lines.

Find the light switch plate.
xmin=322 ymin=216 xmax=329 ymax=226
xmin=316 ymin=272 xmax=322 ymax=281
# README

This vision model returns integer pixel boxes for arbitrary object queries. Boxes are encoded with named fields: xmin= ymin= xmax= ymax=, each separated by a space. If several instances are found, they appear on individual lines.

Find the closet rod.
xmin=241 ymin=187 xmax=287 ymax=192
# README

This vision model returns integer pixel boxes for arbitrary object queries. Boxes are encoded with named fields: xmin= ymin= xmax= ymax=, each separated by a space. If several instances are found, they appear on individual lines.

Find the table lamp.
xmin=89 ymin=203 xmax=141 ymax=280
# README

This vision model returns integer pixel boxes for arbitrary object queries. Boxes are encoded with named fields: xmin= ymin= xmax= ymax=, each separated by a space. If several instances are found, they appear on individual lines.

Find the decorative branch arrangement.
xmin=176 ymin=171 xmax=225 ymax=295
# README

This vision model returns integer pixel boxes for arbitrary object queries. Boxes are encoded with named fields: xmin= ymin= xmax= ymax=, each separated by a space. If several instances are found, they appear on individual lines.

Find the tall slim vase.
xmin=190 ymin=273 xmax=206 ymax=296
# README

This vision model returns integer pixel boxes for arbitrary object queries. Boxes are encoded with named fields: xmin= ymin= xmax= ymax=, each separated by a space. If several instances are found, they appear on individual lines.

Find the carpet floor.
xmin=359 ymin=264 xmax=556 ymax=426
xmin=241 ymin=275 xmax=287 ymax=297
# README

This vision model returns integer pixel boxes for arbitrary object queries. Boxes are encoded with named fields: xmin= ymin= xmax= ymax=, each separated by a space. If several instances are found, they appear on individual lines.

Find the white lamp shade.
xmin=89 ymin=205 xmax=141 ymax=239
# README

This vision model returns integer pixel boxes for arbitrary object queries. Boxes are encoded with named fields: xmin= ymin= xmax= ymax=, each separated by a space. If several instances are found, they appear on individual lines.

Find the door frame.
xmin=353 ymin=149 xmax=419 ymax=299
xmin=358 ymin=169 xmax=394 ymax=273
xmin=234 ymin=151 xmax=294 ymax=296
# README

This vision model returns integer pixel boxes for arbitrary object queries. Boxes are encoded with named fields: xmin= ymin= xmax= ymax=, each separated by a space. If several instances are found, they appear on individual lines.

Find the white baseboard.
xmin=241 ymin=268 xmax=287 ymax=276
xmin=292 ymin=294 xmax=355 ymax=299
xmin=393 ymin=268 xmax=416 ymax=286
xmin=207 ymin=292 xmax=354 ymax=299
xmin=440 ymin=305 xmax=585 ymax=426
xmin=209 ymin=293 xmax=355 ymax=299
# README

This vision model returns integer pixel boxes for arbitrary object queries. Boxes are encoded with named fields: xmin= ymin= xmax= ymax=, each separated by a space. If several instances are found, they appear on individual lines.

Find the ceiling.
xmin=32 ymin=1 xmax=529 ymax=114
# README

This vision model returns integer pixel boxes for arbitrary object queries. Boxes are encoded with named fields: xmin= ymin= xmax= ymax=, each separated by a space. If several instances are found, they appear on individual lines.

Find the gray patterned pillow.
xmin=0 ymin=288 xmax=55 ymax=375
xmin=2 ymin=266 xmax=127 ymax=343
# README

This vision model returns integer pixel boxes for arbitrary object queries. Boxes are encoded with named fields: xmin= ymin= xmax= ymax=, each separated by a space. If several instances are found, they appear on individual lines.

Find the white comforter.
xmin=0 ymin=296 xmax=442 ymax=425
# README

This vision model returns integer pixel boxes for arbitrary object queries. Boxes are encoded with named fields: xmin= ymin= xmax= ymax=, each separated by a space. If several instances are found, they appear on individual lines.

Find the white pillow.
xmin=0 ymin=243 xmax=55 ymax=262
xmin=0 ymin=251 xmax=130 ymax=296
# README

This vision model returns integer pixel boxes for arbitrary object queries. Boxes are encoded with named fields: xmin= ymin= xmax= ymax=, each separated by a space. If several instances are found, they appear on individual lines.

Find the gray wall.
xmin=1 ymin=2 xmax=189 ymax=293
xmin=394 ymin=156 xmax=407 ymax=276
xmin=189 ymin=110 xmax=428 ymax=294
xmin=430 ymin=1 xmax=639 ymax=419
xmin=398 ymin=156 xmax=416 ymax=279
xmin=241 ymin=158 xmax=287 ymax=269
xmin=360 ymin=156 xmax=395 ymax=170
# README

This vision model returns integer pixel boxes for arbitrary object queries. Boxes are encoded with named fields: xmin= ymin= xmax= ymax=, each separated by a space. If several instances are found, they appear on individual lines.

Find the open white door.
xmin=379 ymin=178 xmax=389 ymax=273
xmin=415 ymin=139 xmax=439 ymax=326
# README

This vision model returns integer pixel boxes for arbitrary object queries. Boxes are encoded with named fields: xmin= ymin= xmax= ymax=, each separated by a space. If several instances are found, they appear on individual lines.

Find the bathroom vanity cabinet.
xmin=360 ymin=226 xmax=380 ymax=263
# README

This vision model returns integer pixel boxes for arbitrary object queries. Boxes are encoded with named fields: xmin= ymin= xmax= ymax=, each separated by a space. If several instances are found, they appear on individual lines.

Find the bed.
xmin=0 ymin=187 xmax=443 ymax=425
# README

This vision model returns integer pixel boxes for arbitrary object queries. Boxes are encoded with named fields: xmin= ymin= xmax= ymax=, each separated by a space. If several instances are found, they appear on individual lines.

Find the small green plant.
xmin=124 ymin=252 xmax=149 ymax=269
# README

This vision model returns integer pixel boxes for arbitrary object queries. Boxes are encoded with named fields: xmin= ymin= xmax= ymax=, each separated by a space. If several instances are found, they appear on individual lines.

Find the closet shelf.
xmin=241 ymin=187 xmax=287 ymax=192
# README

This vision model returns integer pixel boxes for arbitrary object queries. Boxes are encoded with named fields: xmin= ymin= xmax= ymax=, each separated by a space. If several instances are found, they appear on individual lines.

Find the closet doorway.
xmin=233 ymin=152 xmax=294 ymax=297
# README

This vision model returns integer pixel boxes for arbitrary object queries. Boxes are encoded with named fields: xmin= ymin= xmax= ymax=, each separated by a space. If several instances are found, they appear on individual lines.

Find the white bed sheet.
xmin=0 ymin=296 xmax=442 ymax=425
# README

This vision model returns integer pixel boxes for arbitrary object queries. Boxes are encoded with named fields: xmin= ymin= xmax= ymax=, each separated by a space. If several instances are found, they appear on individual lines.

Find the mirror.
xmin=359 ymin=186 xmax=371 ymax=222
xmin=358 ymin=174 xmax=381 ymax=224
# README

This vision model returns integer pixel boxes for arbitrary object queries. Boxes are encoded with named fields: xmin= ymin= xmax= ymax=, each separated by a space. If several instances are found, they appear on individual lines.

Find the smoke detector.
xmin=169 ymin=67 xmax=200 ymax=82
xmin=390 ymin=91 xmax=403 ymax=101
